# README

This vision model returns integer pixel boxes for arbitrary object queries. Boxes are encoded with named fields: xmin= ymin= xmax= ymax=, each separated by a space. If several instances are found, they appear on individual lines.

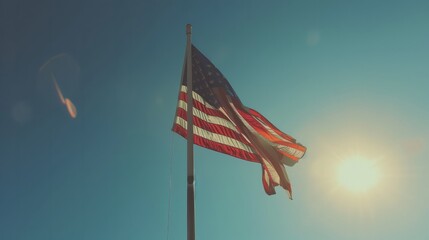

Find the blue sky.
xmin=1 ymin=0 xmax=428 ymax=239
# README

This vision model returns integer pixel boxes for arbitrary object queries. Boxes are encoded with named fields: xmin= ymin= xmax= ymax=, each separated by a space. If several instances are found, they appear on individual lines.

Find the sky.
xmin=1 ymin=0 xmax=429 ymax=239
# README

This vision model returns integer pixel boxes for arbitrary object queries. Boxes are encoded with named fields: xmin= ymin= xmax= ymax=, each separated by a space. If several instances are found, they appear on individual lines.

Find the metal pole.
xmin=185 ymin=23 xmax=195 ymax=240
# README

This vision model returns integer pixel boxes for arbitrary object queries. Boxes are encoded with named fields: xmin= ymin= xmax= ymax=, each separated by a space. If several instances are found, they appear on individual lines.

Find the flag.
xmin=172 ymin=45 xmax=306 ymax=198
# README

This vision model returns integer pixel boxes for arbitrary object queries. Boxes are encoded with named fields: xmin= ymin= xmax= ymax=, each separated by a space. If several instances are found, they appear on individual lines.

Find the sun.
xmin=336 ymin=156 xmax=381 ymax=193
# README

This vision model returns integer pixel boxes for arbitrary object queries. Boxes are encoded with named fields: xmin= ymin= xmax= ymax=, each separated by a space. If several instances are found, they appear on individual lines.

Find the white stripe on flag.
xmin=231 ymin=103 xmax=305 ymax=159
xmin=177 ymin=100 xmax=239 ymax=133
xmin=276 ymin=145 xmax=305 ymax=159
xmin=228 ymin=100 xmax=303 ymax=162
xmin=175 ymin=117 xmax=255 ymax=154
xmin=249 ymin=112 xmax=305 ymax=158
xmin=261 ymin=158 xmax=281 ymax=184
xmin=251 ymin=113 xmax=293 ymax=143
xmin=180 ymin=86 xmax=216 ymax=109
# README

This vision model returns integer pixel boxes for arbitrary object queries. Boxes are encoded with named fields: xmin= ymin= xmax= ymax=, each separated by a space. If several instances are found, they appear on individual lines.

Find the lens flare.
xmin=52 ymin=73 xmax=65 ymax=104
xmin=52 ymin=73 xmax=77 ymax=119
xmin=65 ymin=98 xmax=77 ymax=118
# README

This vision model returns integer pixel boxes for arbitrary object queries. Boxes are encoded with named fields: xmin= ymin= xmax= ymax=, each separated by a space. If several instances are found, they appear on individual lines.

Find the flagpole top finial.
xmin=186 ymin=24 xmax=192 ymax=34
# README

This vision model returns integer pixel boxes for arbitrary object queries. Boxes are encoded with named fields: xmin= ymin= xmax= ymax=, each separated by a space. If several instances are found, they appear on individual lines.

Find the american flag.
xmin=172 ymin=45 xmax=306 ymax=198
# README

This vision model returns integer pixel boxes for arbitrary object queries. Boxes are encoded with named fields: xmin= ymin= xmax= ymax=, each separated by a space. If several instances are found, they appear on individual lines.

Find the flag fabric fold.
xmin=172 ymin=45 xmax=306 ymax=198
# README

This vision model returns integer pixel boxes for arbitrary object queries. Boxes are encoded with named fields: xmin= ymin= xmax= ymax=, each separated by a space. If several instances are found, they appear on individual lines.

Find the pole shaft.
xmin=185 ymin=23 xmax=195 ymax=240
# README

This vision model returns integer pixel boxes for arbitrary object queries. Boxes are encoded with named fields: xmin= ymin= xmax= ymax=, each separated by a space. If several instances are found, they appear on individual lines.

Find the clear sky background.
xmin=1 ymin=0 xmax=428 ymax=239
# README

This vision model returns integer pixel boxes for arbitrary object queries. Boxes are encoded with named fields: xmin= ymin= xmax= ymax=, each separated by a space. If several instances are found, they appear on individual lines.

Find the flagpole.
xmin=185 ymin=23 xmax=196 ymax=240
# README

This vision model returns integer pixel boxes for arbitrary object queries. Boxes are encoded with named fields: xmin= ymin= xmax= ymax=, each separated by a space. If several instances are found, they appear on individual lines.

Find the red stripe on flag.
xmin=247 ymin=108 xmax=296 ymax=142
xmin=260 ymin=162 xmax=292 ymax=197
xmin=247 ymin=108 xmax=307 ymax=154
xmin=232 ymin=101 xmax=306 ymax=159
xmin=261 ymin=167 xmax=276 ymax=195
xmin=211 ymin=88 xmax=293 ymax=195
xmin=173 ymin=124 xmax=260 ymax=163
xmin=232 ymin=104 xmax=283 ymax=141
xmin=176 ymin=108 xmax=250 ymax=144
xmin=178 ymin=92 xmax=228 ymax=120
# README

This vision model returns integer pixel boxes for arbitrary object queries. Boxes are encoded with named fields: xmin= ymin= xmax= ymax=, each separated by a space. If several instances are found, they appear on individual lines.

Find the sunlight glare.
xmin=337 ymin=156 xmax=381 ymax=193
